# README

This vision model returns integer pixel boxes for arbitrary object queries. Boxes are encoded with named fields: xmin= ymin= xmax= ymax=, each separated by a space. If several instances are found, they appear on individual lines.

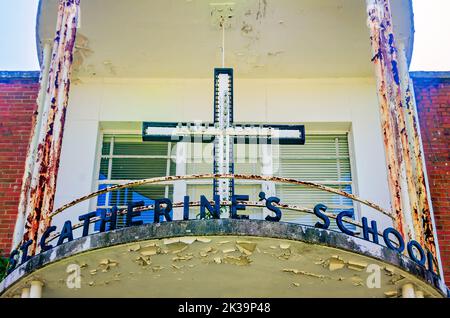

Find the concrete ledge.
xmin=0 ymin=219 xmax=447 ymax=296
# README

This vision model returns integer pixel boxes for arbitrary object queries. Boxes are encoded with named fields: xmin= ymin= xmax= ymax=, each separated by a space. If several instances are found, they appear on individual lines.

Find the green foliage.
xmin=0 ymin=250 xmax=9 ymax=281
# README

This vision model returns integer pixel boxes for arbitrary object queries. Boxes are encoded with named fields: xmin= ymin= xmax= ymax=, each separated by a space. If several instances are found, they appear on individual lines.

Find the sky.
xmin=0 ymin=0 xmax=448 ymax=72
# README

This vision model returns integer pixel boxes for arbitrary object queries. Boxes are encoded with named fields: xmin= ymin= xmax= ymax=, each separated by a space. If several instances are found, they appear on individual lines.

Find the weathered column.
xmin=20 ymin=0 xmax=81 ymax=255
xmin=396 ymin=42 xmax=443 ymax=275
xmin=365 ymin=0 xmax=440 ymax=273
xmin=401 ymin=283 xmax=415 ymax=298
xmin=29 ymin=281 xmax=44 ymax=298
xmin=12 ymin=40 xmax=52 ymax=249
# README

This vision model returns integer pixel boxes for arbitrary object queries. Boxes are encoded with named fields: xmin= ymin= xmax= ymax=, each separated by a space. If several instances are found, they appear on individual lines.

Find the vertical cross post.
xmin=213 ymin=68 xmax=234 ymax=214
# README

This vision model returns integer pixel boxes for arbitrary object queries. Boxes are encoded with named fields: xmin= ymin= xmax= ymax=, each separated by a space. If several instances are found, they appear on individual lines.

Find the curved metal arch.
xmin=51 ymin=174 xmax=394 ymax=219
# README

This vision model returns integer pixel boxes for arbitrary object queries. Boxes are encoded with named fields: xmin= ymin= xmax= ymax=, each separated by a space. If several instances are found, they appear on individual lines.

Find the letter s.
xmin=313 ymin=204 xmax=330 ymax=229
xmin=265 ymin=197 xmax=282 ymax=222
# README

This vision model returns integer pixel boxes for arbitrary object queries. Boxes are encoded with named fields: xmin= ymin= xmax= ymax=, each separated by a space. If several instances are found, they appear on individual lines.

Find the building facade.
xmin=0 ymin=0 xmax=448 ymax=298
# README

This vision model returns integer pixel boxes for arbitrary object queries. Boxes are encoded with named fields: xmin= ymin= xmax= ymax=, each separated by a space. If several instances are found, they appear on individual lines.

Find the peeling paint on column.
xmin=399 ymin=55 xmax=438 ymax=267
xmin=22 ymin=0 xmax=81 ymax=256
xmin=366 ymin=0 xmax=438 ymax=268
xmin=367 ymin=0 xmax=408 ymax=241
xmin=14 ymin=42 xmax=52 ymax=249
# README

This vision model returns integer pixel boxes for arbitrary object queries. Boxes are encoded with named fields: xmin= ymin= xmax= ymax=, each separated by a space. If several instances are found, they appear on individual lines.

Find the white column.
xmin=21 ymin=287 xmax=30 ymax=298
xmin=401 ymin=283 xmax=415 ymax=298
xmin=29 ymin=281 xmax=44 ymax=298
xmin=12 ymin=40 xmax=53 ymax=249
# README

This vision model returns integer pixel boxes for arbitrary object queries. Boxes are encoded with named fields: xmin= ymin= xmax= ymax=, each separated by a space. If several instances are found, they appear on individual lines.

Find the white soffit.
xmin=37 ymin=0 xmax=413 ymax=79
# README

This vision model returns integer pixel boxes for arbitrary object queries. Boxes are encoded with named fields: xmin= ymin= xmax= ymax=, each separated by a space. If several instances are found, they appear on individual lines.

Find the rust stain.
xmin=367 ymin=1 xmax=406 ymax=239
xmin=21 ymin=0 xmax=81 ymax=256
xmin=366 ymin=0 xmax=438 ymax=268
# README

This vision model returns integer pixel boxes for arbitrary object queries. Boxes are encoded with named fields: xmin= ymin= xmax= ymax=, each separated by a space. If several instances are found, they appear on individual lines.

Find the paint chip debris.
xmin=236 ymin=241 xmax=256 ymax=255
xmin=172 ymin=264 xmax=184 ymax=270
xmin=282 ymin=269 xmax=326 ymax=279
xmin=99 ymin=258 xmax=118 ymax=266
xmin=179 ymin=237 xmax=196 ymax=244
xmin=384 ymin=266 xmax=395 ymax=276
xmin=328 ymin=256 xmax=345 ymax=271
xmin=128 ymin=244 xmax=141 ymax=252
xmin=163 ymin=238 xmax=179 ymax=245
xmin=389 ymin=275 xmax=406 ymax=285
xmin=347 ymin=260 xmax=367 ymax=271
xmin=384 ymin=290 xmax=398 ymax=297
xmin=172 ymin=254 xmax=194 ymax=262
xmin=196 ymin=237 xmax=212 ymax=243
xmin=200 ymin=246 xmax=217 ymax=257
xmin=222 ymin=248 xmax=236 ymax=254
xmin=135 ymin=256 xmax=152 ymax=266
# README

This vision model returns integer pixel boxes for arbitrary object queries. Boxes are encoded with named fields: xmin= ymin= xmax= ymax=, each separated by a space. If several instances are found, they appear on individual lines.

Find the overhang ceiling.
xmin=37 ymin=0 xmax=414 ymax=79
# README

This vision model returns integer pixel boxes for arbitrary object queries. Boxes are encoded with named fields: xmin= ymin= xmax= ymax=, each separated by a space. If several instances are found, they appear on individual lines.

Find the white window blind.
xmin=274 ymin=134 xmax=354 ymax=229
xmin=95 ymin=134 xmax=175 ymax=228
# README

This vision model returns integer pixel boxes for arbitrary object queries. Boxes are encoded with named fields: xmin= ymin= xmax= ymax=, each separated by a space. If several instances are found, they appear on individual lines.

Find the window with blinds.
xmin=186 ymin=142 xmax=263 ymax=219
xmin=274 ymin=134 xmax=355 ymax=229
xmin=184 ymin=134 xmax=354 ymax=225
xmin=95 ymin=134 xmax=175 ymax=229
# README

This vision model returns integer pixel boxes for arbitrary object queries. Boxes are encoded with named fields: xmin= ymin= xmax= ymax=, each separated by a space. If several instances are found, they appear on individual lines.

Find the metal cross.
xmin=143 ymin=68 xmax=305 ymax=213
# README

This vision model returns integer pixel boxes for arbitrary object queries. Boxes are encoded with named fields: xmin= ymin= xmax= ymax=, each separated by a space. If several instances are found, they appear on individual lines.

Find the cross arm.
xmin=142 ymin=122 xmax=305 ymax=145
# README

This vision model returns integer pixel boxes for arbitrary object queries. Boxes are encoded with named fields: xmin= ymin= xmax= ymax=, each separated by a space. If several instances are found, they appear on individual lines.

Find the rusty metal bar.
xmin=22 ymin=0 xmax=81 ymax=255
xmin=365 ymin=0 xmax=438 ymax=267
xmin=50 ymin=174 xmax=394 ymax=219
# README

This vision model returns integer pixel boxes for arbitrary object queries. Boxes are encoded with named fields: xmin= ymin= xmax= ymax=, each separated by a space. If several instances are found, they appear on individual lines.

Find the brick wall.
xmin=0 ymin=72 xmax=39 ymax=254
xmin=411 ymin=71 xmax=450 ymax=284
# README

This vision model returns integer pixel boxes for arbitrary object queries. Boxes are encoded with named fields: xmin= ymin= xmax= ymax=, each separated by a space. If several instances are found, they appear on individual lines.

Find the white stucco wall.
xmin=52 ymin=76 xmax=392 ymax=236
